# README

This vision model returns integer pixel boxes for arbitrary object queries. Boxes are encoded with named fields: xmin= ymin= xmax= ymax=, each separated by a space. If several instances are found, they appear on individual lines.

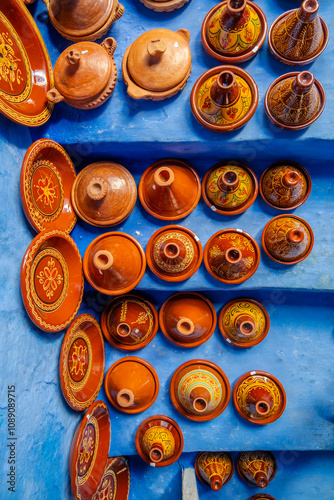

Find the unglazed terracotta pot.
xmin=237 ymin=451 xmax=277 ymax=488
xmin=104 ymin=357 xmax=159 ymax=414
xmin=135 ymin=415 xmax=184 ymax=467
xmin=202 ymin=160 xmax=258 ymax=215
xmin=268 ymin=0 xmax=328 ymax=66
xmin=195 ymin=452 xmax=234 ymax=491
xmin=71 ymin=161 xmax=137 ymax=227
xmin=47 ymin=38 xmax=117 ymax=110
xmin=92 ymin=456 xmax=130 ymax=500
xmin=139 ymin=0 xmax=189 ymax=12
xmin=159 ymin=292 xmax=217 ymax=348
xmin=233 ymin=370 xmax=286 ymax=425
xmin=262 ymin=215 xmax=314 ymax=264
xmin=249 ymin=495 xmax=277 ymax=500
xmin=201 ymin=0 xmax=267 ymax=64
xmin=122 ymin=29 xmax=191 ymax=101
xmin=170 ymin=359 xmax=231 ymax=421
xmin=139 ymin=159 xmax=201 ymax=220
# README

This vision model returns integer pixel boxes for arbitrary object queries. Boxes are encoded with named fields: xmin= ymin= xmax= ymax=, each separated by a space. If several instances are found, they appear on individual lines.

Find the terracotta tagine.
xmin=204 ymin=229 xmax=260 ymax=284
xmin=201 ymin=0 xmax=267 ymax=64
xmin=20 ymin=139 xmax=77 ymax=233
xmin=0 ymin=0 xmax=54 ymax=126
xmin=138 ymin=159 xmax=201 ymax=220
xmin=139 ymin=0 xmax=189 ymax=13
xmin=219 ymin=298 xmax=270 ymax=348
xmin=260 ymin=161 xmax=312 ymax=211
xmin=249 ymin=495 xmax=277 ymax=500
xmin=83 ymin=232 xmax=146 ymax=295
xmin=47 ymin=38 xmax=117 ymax=110
xmin=101 ymin=294 xmax=158 ymax=351
xmin=43 ymin=0 xmax=124 ymax=42
xmin=237 ymin=451 xmax=277 ymax=488
xmin=233 ymin=370 xmax=286 ymax=425
xmin=262 ymin=214 xmax=314 ymax=264
xmin=195 ymin=452 xmax=233 ymax=491
xmin=170 ymin=359 xmax=231 ymax=421
xmin=159 ymin=292 xmax=217 ymax=348
xmin=92 ymin=456 xmax=130 ymax=500
xmin=265 ymin=71 xmax=325 ymax=131
xmin=268 ymin=0 xmax=329 ymax=66
xmin=122 ymin=28 xmax=191 ymax=101
xmin=60 ymin=314 xmax=105 ymax=412
xmin=71 ymin=161 xmax=137 ymax=227
xmin=21 ymin=230 xmax=84 ymax=333
xmin=104 ymin=357 xmax=159 ymax=414
xmin=202 ymin=160 xmax=258 ymax=215
xmin=146 ymin=225 xmax=202 ymax=282
xmin=69 ymin=401 xmax=111 ymax=500
xmin=135 ymin=415 xmax=184 ymax=467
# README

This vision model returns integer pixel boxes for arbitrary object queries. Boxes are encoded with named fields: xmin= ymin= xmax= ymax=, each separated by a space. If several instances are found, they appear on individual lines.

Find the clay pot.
xmin=219 ymin=298 xmax=270 ymax=348
xmin=104 ymin=357 xmax=159 ymax=414
xmin=47 ymin=38 xmax=117 ymax=110
xmin=139 ymin=0 xmax=189 ymax=12
xmin=146 ymin=225 xmax=203 ymax=282
xmin=195 ymin=452 xmax=234 ymax=491
xmin=122 ymin=28 xmax=191 ymax=101
xmin=202 ymin=160 xmax=258 ymax=215
xmin=265 ymin=71 xmax=325 ymax=131
xmin=260 ymin=161 xmax=312 ymax=211
xmin=170 ymin=359 xmax=231 ymax=421
xmin=101 ymin=294 xmax=158 ymax=351
xmin=233 ymin=370 xmax=286 ymax=425
xmin=159 ymin=292 xmax=217 ymax=348
xmin=249 ymin=495 xmax=277 ymax=500
xmin=262 ymin=214 xmax=314 ymax=264
xmin=139 ymin=159 xmax=201 ymax=220
xmin=204 ymin=228 xmax=260 ymax=284
xmin=83 ymin=232 xmax=146 ymax=295
xmin=237 ymin=451 xmax=277 ymax=488
xmin=71 ymin=161 xmax=137 ymax=227
xmin=202 ymin=0 xmax=267 ymax=63
xmin=269 ymin=0 xmax=328 ymax=66
xmin=92 ymin=456 xmax=130 ymax=500
xmin=135 ymin=415 xmax=184 ymax=467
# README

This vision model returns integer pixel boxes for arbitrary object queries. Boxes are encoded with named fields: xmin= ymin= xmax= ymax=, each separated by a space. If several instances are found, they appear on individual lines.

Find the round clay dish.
xmin=92 ymin=456 xmax=130 ymax=500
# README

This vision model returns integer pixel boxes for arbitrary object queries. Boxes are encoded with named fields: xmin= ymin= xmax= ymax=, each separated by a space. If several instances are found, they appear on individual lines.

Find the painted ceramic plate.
xmin=92 ymin=456 xmax=130 ymax=500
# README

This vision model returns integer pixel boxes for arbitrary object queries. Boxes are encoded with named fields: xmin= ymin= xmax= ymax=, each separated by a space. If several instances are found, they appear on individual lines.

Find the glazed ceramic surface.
xmin=249 ymin=495 xmax=277 ymax=500
xmin=195 ymin=452 xmax=234 ymax=491
xmin=92 ymin=456 xmax=130 ymax=500
xmin=237 ymin=451 xmax=277 ymax=488
xmin=138 ymin=0 xmax=189 ymax=12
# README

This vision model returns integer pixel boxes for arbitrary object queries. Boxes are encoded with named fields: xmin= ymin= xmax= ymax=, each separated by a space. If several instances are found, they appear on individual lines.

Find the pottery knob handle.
xmin=176 ymin=29 xmax=191 ymax=43
xmin=147 ymin=39 xmax=167 ymax=56
xmin=101 ymin=37 xmax=117 ymax=57
xmin=210 ymin=475 xmax=223 ymax=492
xmin=114 ymin=3 xmax=124 ymax=21
xmin=235 ymin=315 xmax=256 ymax=336
xmin=116 ymin=323 xmax=132 ymax=338
xmin=154 ymin=166 xmax=174 ymax=187
xmin=149 ymin=443 xmax=165 ymax=463
xmin=86 ymin=177 xmax=108 ymax=201
xmin=287 ymin=228 xmax=304 ymax=245
xmin=163 ymin=241 xmax=180 ymax=260
xmin=255 ymin=471 xmax=268 ymax=489
xmin=217 ymin=170 xmax=239 ymax=192
xmin=176 ymin=318 xmax=195 ymax=336
xmin=225 ymin=247 xmax=242 ymax=264
xmin=116 ymin=389 xmax=134 ymax=408
xmin=299 ymin=0 xmax=319 ymax=22
xmin=46 ymin=88 xmax=64 ymax=104
xmin=66 ymin=49 xmax=81 ymax=65
xmin=227 ymin=0 xmax=246 ymax=17
xmin=292 ymin=72 xmax=315 ymax=93
xmin=282 ymin=171 xmax=301 ymax=187
xmin=189 ymin=387 xmax=210 ymax=413
xmin=93 ymin=250 xmax=114 ymax=271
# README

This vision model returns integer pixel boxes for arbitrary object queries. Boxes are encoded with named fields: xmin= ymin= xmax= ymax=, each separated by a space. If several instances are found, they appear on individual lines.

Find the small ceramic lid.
xmin=233 ymin=370 xmax=286 ymax=425
xmin=195 ymin=452 xmax=234 ymax=491
xmin=262 ymin=215 xmax=314 ymax=264
xmin=135 ymin=415 xmax=184 ymax=467
xmin=101 ymin=293 xmax=158 ymax=350
xmin=204 ymin=229 xmax=260 ymax=284
xmin=20 ymin=139 xmax=77 ymax=233
xmin=260 ymin=161 xmax=312 ymax=210
xmin=71 ymin=161 xmax=137 ymax=227
xmin=159 ymin=292 xmax=217 ymax=348
xmin=83 ymin=232 xmax=146 ymax=295
xmin=146 ymin=225 xmax=202 ymax=282
xmin=219 ymin=298 xmax=270 ymax=347
xmin=170 ymin=359 xmax=231 ymax=421
xmin=59 ymin=314 xmax=105 ymax=411
xmin=21 ymin=229 xmax=84 ymax=333
xmin=138 ymin=159 xmax=201 ymax=220
xmin=69 ymin=401 xmax=111 ymax=500
xmin=249 ymin=495 xmax=277 ymax=500
xmin=92 ymin=456 xmax=130 ymax=500
xmin=202 ymin=160 xmax=258 ymax=215
xmin=104 ymin=357 xmax=159 ymax=414
xmin=237 ymin=451 xmax=277 ymax=488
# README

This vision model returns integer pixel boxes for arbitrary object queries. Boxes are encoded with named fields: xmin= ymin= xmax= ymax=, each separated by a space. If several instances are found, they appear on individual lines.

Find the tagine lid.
xmin=202 ymin=0 xmax=268 ymax=64
xmin=159 ymin=292 xmax=217 ymax=348
xmin=233 ymin=370 xmax=287 ymax=425
xmin=104 ymin=356 xmax=159 ymax=414
xmin=139 ymin=0 xmax=190 ymax=13
xmin=21 ymin=229 xmax=84 ymax=333
xmin=101 ymin=293 xmax=158 ymax=351
xmin=0 ymin=0 xmax=54 ymax=126
xmin=138 ymin=159 xmax=201 ymax=220
xmin=92 ymin=456 xmax=130 ymax=500
xmin=237 ymin=451 xmax=277 ymax=488
xmin=249 ymin=495 xmax=277 ymax=500
xmin=262 ymin=214 xmax=314 ymax=264
xmin=71 ymin=161 xmax=137 ymax=227
xmin=219 ymin=298 xmax=270 ymax=347
xmin=202 ymin=160 xmax=258 ymax=215
xmin=195 ymin=452 xmax=234 ymax=491
xmin=83 ymin=232 xmax=146 ymax=295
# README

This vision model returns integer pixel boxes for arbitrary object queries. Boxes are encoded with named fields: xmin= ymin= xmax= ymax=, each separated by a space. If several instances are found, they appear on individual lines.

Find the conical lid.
xmin=195 ymin=452 xmax=234 ymax=491
xmin=237 ymin=451 xmax=277 ymax=488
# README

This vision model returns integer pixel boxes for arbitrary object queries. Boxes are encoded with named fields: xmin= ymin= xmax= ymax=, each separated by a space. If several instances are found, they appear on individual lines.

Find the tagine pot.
xmin=268 ymin=0 xmax=328 ymax=66
xmin=139 ymin=0 xmax=189 ymax=13
xmin=249 ymin=495 xmax=277 ymax=500
xmin=237 ymin=451 xmax=277 ymax=488
xmin=47 ymin=38 xmax=117 ymax=110
xmin=92 ymin=456 xmax=130 ymax=500
xmin=195 ymin=452 xmax=234 ymax=491
xmin=201 ymin=0 xmax=267 ymax=64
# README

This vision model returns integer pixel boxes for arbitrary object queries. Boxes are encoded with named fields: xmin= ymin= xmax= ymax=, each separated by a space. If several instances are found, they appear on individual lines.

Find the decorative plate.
xmin=92 ymin=456 xmax=130 ymax=500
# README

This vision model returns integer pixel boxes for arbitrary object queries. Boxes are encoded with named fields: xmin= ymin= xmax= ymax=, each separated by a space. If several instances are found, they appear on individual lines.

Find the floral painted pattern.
xmin=37 ymin=258 xmax=63 ymax=300
xmin=34 ymin=172 xmax=58 ymax=212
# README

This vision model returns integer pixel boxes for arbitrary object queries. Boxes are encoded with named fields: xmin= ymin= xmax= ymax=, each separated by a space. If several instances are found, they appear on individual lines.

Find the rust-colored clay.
xmin=237 ymin=451 xmax=277 ymax=488
xmin=195 ymin=452 xmax=234 ymax=491
xmin=139 ymin=0 xmax=189 ymax=12
xmin=249 ymin=495 xmax=277 ymax=500
xmin=92 ymin=456 xmax=130 ymax=500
